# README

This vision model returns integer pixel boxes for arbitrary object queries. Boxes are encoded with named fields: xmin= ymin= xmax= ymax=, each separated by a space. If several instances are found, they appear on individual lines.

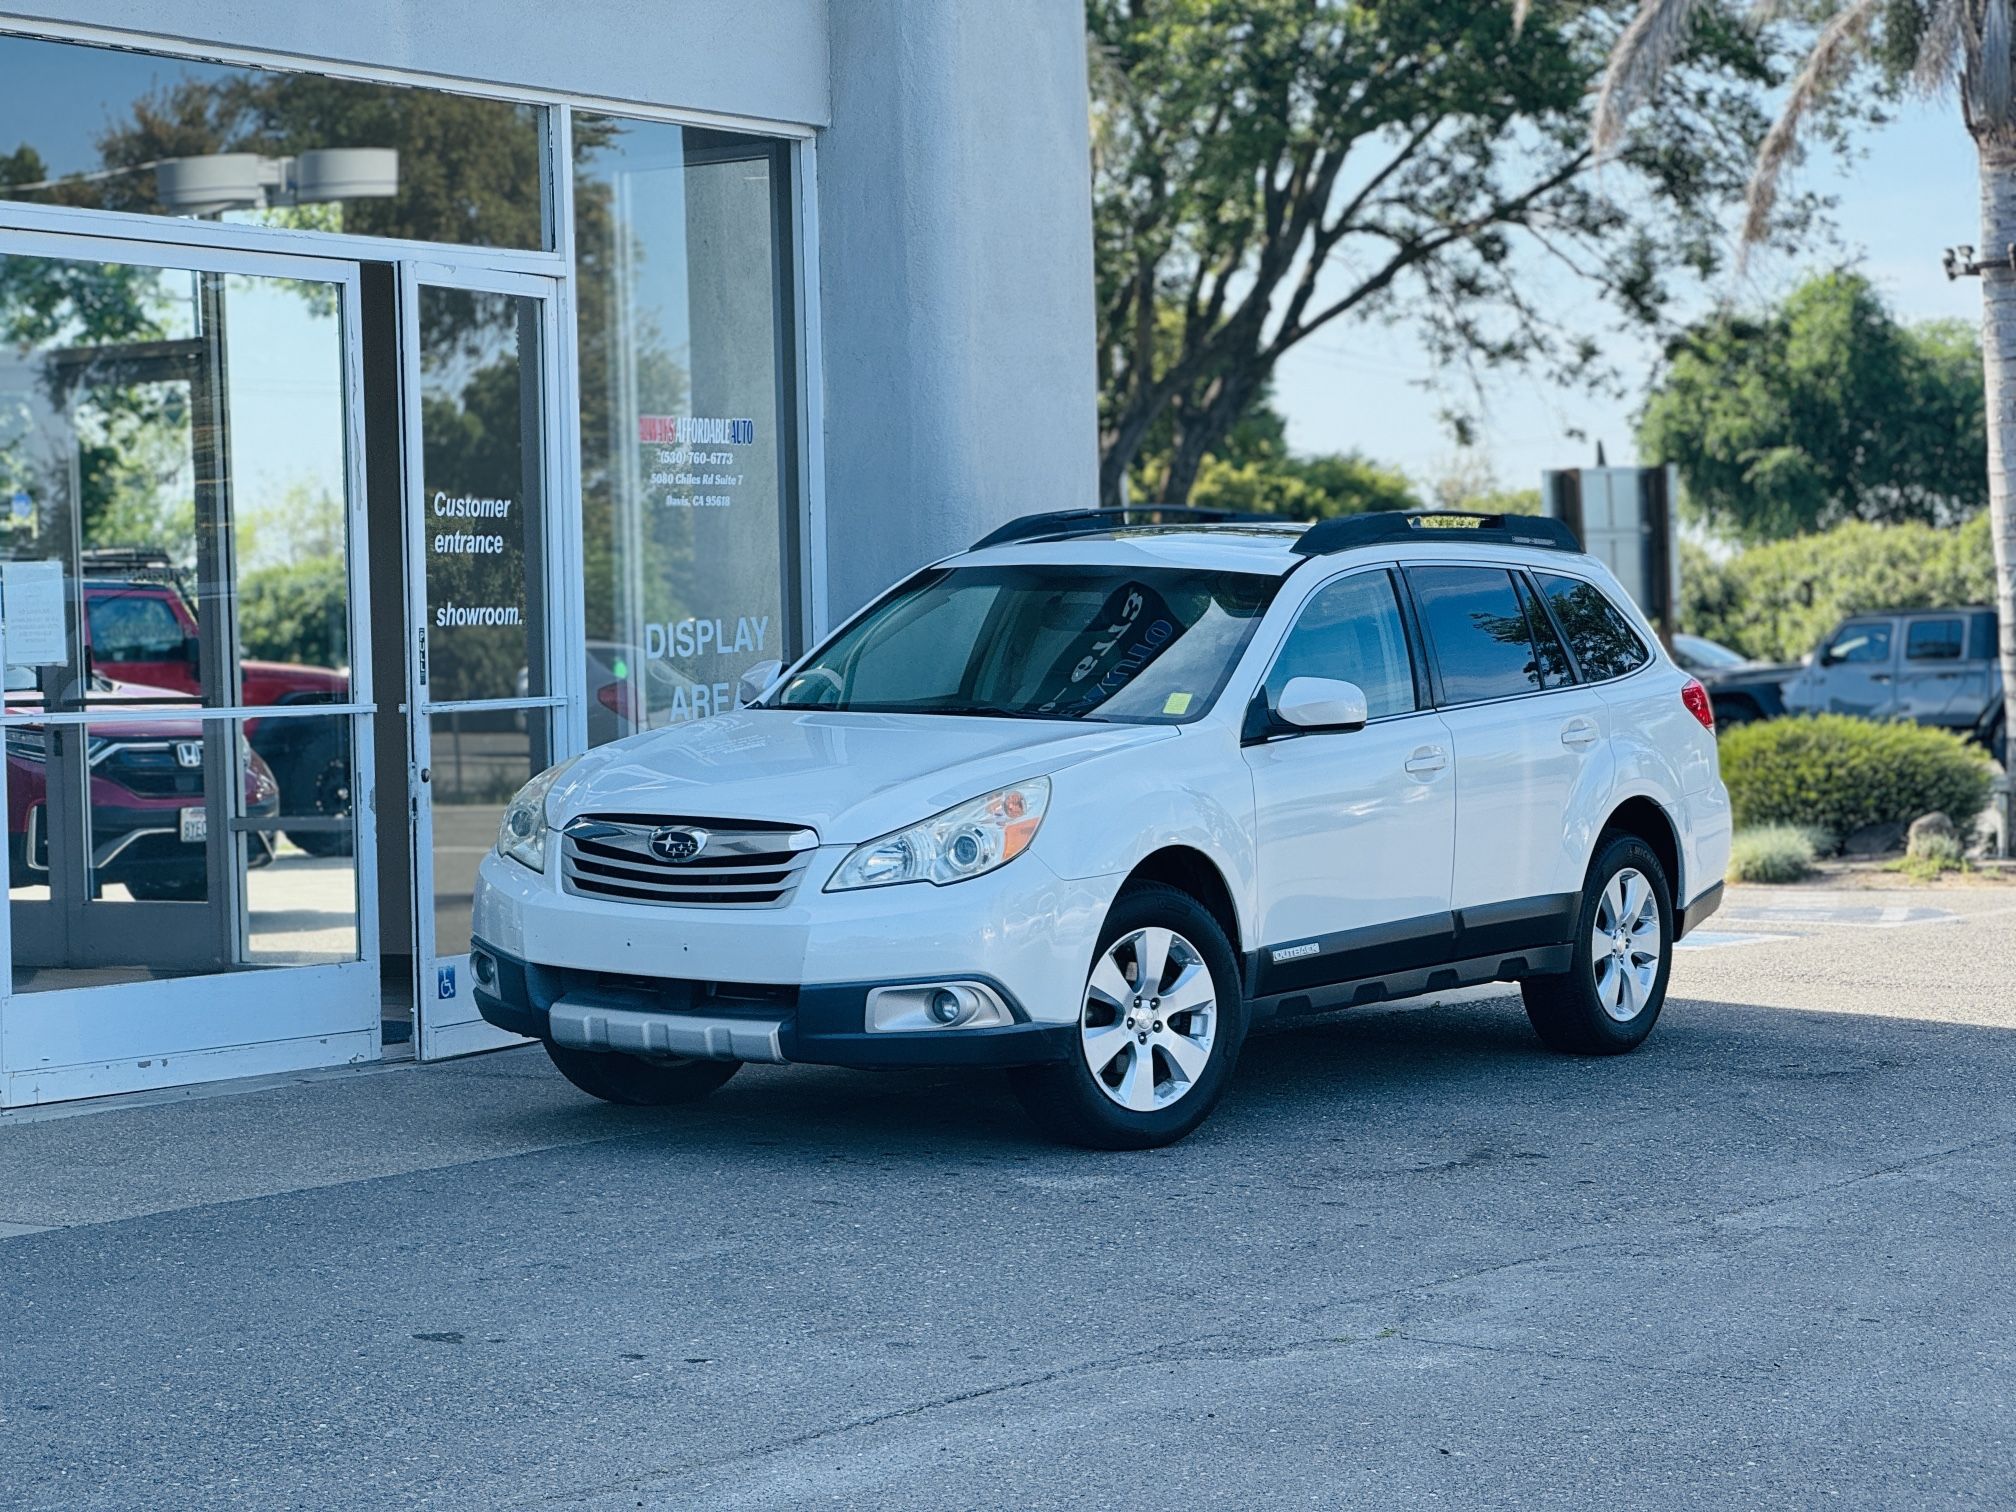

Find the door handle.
xmin=1869 ymin=673 xmax=1891 ymax=683
xmin=1560 ymin=718 xmax=1600 ymax=750
xmin=1403 ymin=745 xmax=1447 ymax=776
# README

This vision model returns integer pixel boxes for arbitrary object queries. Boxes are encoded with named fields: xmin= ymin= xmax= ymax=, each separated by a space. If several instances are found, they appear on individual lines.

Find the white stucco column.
xmin=816 ymin=0 xmax=1100 ymax=619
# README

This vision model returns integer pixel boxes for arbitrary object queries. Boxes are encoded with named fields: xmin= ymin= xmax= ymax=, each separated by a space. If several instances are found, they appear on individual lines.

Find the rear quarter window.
xmin=1534 ymin=572 xmax=1650 ymax=681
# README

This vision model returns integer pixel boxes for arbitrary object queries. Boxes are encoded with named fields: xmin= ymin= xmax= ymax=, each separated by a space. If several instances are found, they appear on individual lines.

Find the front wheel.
xmin=543 ymin=1041 xmax=741 ymax=1106
xmin=1010 ymin=882 xmax=1246 ymax=1150
xmin=1521 ymin=833 xmax=1674 ymax=1056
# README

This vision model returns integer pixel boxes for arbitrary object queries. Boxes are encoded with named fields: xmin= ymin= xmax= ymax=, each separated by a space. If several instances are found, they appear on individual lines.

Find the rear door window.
xmin=1905 ymin=618 xmax=1965 ymax=662
xmin=1405 ymin=565 xmax=1545 ymax=704
xmin=1534 ymin=572 xmax=1650 ymax=681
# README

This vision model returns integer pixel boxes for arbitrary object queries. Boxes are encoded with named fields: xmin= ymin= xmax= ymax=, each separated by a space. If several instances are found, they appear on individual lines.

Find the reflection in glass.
xmin=0 ymin=255 xmax=356 ymax=856
xmin=417 ymin=288 xmax=546 ymax=704
xmin=6 ymin=712 xmax=358 ymax=991
xmin=428 ymin=710 xmax=550 ymax=960
xmin=0 ymin=33 xmax=543 ymax=250
xmin=573 ymin=115 xmax=797 ymax=744
xmin=1 ymin=249 xmax=364 ymax=990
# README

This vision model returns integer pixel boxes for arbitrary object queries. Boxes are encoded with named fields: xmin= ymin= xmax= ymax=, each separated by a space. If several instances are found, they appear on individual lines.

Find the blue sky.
xmin=1270 ymin=99 xmax=1983 ymax=496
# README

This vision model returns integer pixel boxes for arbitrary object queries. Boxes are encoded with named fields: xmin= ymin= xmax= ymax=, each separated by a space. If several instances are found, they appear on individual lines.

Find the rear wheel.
xmin=1521 ymin=833 xmax=1674 ymax=1056
xmin=1010 ymin=882 xmax=1246 ymax=1150
xmin=542 ymin=1042 xmax=741 ymax=1105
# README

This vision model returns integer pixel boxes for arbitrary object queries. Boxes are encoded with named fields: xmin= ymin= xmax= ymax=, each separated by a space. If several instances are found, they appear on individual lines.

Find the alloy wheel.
xmin=1590 ymin=866 xmax=1662 ymax=1022
xmin=1080 ymin=926 xmax=1218 ymax=1112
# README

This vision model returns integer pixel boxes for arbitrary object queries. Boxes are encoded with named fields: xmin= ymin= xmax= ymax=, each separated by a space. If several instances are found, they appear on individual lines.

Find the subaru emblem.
xmin=648 ymin=826 xmax=709 ymax=863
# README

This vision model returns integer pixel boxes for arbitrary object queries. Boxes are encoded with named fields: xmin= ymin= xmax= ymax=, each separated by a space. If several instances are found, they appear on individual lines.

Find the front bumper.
xmin=470 ymin=938 xmax=1075 ymax=1069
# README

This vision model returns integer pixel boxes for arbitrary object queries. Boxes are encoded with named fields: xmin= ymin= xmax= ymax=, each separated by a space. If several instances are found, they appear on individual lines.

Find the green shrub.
xmin=1719 ymin=716 xmax=1997 ymax=846
xmin=1679 ymin=514 xmax=1994 ymax=662
xmin=1906 ymin=829 xmax=1965 ymax=867
xmin=1727 ymin=824 xmax=1818 ymax=884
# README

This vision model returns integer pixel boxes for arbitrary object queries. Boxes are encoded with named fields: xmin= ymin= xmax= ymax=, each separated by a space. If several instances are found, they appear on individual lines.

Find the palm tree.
xmin=1595 ymin=0 xmax=2015 ymax=780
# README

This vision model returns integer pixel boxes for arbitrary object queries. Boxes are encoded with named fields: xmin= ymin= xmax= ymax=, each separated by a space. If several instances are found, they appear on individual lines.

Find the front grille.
xmin=560 ymin=814 xmax=819 ymax=909
xmin=95 ymin=742 xmax=201 ymax=800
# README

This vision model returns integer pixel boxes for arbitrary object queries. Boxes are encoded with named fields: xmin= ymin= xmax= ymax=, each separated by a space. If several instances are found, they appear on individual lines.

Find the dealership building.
xmin=0 ymin=2 xmax=1098 ymax=1105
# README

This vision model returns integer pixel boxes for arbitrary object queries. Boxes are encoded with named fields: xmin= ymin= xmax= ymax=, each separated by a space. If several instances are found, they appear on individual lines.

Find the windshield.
xmin=770 ymin=564 xmax=1279 ymax=722
xmin=1673 ymin=634 xmax=1746 ymax=670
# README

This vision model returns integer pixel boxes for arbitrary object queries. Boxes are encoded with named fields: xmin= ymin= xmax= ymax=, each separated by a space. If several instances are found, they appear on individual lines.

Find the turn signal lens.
xmin=1680 ymin=678 xmax=1715 ymax=731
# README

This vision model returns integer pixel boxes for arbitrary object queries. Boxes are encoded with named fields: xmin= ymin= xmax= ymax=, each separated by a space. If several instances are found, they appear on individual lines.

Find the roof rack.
xmin=969 ymin=505 xmax=1280 ymax=552
xmin=1291 ymin=510 xmax=1580 ymax=557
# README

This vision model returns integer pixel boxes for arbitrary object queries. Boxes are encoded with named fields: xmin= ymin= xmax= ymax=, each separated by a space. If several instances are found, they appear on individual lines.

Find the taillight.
xmin=1681 ymin=678 xmax=1714 ymax=731
xmin=596 ymin=682 xmax=635 ymax=720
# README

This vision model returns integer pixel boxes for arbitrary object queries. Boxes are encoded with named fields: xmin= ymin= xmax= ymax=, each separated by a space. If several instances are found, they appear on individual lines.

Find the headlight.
xmin=826 ymin=778 xmax=1049 ymax=891
xmin=495 ymin=757 xmax=577 ymax=873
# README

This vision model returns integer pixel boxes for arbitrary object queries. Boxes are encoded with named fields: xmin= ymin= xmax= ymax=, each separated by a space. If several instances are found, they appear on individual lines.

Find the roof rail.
xmin=1291 ymin=510 xmax=1580 ymax=557
xmin=969 ymin=505 xmax=1279 ymax=552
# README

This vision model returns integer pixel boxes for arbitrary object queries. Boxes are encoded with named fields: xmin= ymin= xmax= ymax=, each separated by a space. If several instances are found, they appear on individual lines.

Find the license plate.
xmin=179 ymin=806 xmax=207 ymax=844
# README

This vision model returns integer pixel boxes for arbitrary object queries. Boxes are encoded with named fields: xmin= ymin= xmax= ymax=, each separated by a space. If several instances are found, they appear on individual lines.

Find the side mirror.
xmin=736 ymin=658 xmax=784 ymax=708
xmin=1275 ymin=676 xmax=1369 ymax=732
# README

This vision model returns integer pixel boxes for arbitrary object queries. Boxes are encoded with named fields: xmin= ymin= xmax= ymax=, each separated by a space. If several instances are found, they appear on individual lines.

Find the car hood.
xmin=1696 ymin=660 xmax=1801 ymax=685
xmin=549 ymin=709 xmax=1177 ymax=843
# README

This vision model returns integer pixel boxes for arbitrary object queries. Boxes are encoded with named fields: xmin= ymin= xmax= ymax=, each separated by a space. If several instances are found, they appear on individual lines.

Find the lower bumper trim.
xmin=1678 ymin=880 xmax=1725 ymax=939
xmin=548 ymin=997 xmax=786 ymax=1063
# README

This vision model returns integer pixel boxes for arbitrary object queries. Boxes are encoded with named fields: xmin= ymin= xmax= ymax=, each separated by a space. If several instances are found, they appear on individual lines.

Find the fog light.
xmin=865 ymin=981 xmax=1012 ymax=1032
xmin=471 ymin=950 xmax=497 ymax=988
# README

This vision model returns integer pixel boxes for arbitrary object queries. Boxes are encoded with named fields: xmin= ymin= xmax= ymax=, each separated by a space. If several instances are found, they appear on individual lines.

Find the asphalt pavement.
xmin=2 ymin=879 xmax=2015 ymax=1509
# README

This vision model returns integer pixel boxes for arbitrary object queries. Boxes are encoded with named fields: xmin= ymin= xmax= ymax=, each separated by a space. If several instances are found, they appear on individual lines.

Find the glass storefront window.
xmin=0 ymin=251 xmax=361 ymax=990
xmin=0 ymin=33 xmax=545 ymax=250
xmin=573 ymin=116 xmax=798 ymax=742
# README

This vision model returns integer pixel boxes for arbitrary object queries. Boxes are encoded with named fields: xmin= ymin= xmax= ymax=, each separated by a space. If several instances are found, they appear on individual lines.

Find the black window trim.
xmin=1528 ymin=565 xmax=1657 ymax=691
xmin=1514 ymin=568 xmax=1580 ymax=689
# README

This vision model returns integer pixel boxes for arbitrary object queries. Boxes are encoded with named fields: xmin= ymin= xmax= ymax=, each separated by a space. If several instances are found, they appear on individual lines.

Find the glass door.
xmin=0 ymin=229 xmax=377 ymax=1106
xmin=400 ymin=265 xmax=567 ymax=1060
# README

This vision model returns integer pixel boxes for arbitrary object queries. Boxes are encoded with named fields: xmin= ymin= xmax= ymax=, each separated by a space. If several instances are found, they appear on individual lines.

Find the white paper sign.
xmin=2 ymin=559 xmax=69 ymax=665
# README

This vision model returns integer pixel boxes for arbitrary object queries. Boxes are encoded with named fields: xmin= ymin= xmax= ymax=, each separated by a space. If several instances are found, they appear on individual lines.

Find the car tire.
xmin=542 ymin=1041 xmax=742 ymax=1106
xmin=1521 ymin=832 xmax=1675 ymax=1056
xmin=284 ymin=732 xmax=354 ymax=858
xmin=123 ymin=876 xmax=206 ymax=903
xmin=1009 ymin=881 xmax=1246 ymax=1150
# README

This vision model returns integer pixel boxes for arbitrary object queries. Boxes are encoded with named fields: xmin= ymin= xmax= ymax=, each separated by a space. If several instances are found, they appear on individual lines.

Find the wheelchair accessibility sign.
xmin=437 ymin=966 xmax=457 ymax=1000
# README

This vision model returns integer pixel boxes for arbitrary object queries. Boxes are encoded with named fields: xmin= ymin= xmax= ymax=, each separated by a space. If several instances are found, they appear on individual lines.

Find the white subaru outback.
xmin=470 ymin=509 xmax=1730 ymax=1148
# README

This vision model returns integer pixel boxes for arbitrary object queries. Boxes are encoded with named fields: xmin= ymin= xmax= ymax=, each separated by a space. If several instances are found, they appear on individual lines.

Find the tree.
xmin=1595 ymin=0 xmax=2016 ymax=766
xmin=1639 ymin=271 xmax=1987 ymax=541
xmin=1089 ymin=0 xmax=1823 ymax=510
xmin=1189 ymin=449 xmax=1424 ymax=516
xmin=1679 ymin=514 xmax=1996 ymax=661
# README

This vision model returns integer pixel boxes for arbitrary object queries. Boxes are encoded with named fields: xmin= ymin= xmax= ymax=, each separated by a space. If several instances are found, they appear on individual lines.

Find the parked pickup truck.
xmin=1779 ymin=606 xmax=2005 ymax=765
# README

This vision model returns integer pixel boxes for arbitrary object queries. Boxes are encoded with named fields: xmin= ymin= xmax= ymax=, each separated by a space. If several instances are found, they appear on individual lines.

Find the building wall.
xmin=0 ymin=2 xmax=831 ymax=126
xmin=816 ymin=0 xmax=1100 ymax=618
